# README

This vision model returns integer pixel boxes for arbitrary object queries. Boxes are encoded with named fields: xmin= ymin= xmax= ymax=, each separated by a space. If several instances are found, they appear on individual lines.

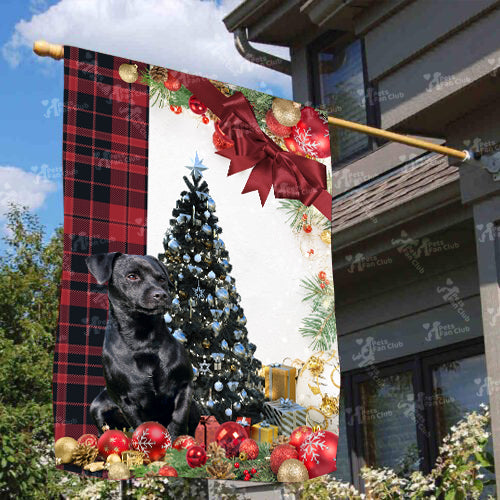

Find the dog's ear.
xmin=86 ymin=252 xmax=122 ymax=284
xmin=157 ymin=259 xmax=174 ymax=287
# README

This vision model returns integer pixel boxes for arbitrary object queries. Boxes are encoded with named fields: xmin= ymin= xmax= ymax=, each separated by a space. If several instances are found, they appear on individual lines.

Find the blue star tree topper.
xmin=185 ymin=152 xmax=208 ymax=180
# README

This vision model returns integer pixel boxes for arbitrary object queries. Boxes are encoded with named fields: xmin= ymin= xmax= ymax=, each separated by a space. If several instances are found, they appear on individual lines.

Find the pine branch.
xmin=278 ymin=199 xmax=330 ymax=232
xmin=140 ymin=68 xmax=192 ymax=109
xmin=299 ymin=304 xmax=336 ymax=351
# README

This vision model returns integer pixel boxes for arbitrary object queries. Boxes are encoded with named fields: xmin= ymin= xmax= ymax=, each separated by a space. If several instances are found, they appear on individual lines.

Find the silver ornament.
xmin=225 ymin=276 xmax=232 ymax=284
xmin=211 ymin=321 xmax=221 ymax=336
xmin=207 ymin=198 xmax=216 ymax=211
xmin=221 ymin=339 xmax=228 ymax=350
xmin=210 ymin=309 xmax=223 ymax=319
xmin=164 ymin=313 xmax=172 ymax=323
xmin=234 ymin=402 xmax=241 ymax=411
xmin=172 ymin=298 xmax=180 ymax=308
xmin=206 ymin=294 xmax=214 ymax=305
xmin=178 ymin=273 xmax=184 ymax=280
xmin=208 ymin=271 xmax=216 ymax=280
xmin=207 ymin=398 xmax=215 ymax=409
xmin=233 ymin=343 xmax=245 ymax=356
xmin=168 ymin=239 xmax=180 ymax=252
xmin=202 ymin=224 xmax=212 ymax=235
xmin=241 ymin=389 xmax=247 ymax=399
xmin=173 ymin=329 xmax=186 ymax=343
xmin=215 ymin=288 xmax=229 ymax=302
xmin=233 ymin=330 xmax=243 ymax=340
xmin=214 ymin=381 xmax=223 ymax=392
xmin=223 ymin=306 xmax=230 ymax=317
xmin=185 ymin=233 xmax=192 ymax=242
xmin=227 ymin=381 xmax=238 ymax=391
xmin=204 ymin=210 xmax=211 ymax=219
xmin=225 ymin=408 xmax=233 ymax=417
xmin=194 ymin=254 xmax=202 ymax=263
xmin=237 ymin=315 xmax=247 ymax=326
xmin=183 ymin=254 xmax=190 ymax=263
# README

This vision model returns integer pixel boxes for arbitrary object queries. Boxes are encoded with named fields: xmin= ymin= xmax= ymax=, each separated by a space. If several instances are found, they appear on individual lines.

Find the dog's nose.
xmin=153 ymin=290 xmax=168 ymax=301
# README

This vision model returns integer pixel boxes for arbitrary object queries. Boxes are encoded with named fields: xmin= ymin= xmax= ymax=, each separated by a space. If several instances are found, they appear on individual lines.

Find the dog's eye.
xmin=127 ymin=273 xmax=139 ymax=281
xmin=158 ymin=276 xmax=166 ymax=282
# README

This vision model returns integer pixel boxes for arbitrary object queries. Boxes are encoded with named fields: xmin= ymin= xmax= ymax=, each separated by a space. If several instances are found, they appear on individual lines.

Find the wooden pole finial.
xmin=33 ymin=40 xmax=64 ymax=60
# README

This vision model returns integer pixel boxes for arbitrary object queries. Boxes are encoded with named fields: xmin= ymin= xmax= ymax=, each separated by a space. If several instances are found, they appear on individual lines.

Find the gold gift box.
xmin=250 ymin=421 xmax=279 ymax=444
xmin=263 ymin=364 xmax=296 ymax=401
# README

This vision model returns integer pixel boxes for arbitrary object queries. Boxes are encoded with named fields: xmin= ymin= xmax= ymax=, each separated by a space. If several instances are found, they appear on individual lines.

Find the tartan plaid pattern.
xmin=54 ymin=47 xmax=149 ymax=441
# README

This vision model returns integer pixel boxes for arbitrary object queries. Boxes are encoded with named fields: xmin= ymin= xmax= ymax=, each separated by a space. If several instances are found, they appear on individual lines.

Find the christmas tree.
xmin=158 ymin=153 xmax=266 ymax=423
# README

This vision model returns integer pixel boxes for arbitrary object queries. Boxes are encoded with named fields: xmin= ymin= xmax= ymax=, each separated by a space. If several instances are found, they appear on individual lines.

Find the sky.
xmin=0 ymin=0 xmax=291 ymax=249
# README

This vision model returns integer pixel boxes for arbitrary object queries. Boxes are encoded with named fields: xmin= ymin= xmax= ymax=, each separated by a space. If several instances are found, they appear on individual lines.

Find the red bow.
xmin=169 ymin=72 xmax=332 ymax=220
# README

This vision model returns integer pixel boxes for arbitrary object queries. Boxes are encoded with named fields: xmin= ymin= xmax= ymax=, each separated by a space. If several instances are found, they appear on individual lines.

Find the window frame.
xmin=308 ymin=31 xmax=383 ymax=168
xmin=339 ymin=337 xmax=486 ymax=491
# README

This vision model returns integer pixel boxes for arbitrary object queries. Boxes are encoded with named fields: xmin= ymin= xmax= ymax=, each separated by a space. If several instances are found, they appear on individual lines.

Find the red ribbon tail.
xmin=242 ymin=163 xmax=273 ymax=206
xmin=312 ymin=190 xmax=333 ymax=221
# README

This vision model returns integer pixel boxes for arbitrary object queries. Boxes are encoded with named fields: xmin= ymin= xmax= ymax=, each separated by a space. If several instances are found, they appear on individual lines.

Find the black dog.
xmin=86 ymin=252 xmax=199 ymax=439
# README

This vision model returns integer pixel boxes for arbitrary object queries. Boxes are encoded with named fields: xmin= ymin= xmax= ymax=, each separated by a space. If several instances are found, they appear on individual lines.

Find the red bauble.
xmin=172 ymin=435 xmax=197 ymax=451
xmin=289 ymin=426 xmax=313 ymax=451
xmin=291 ymin=107 xmax=330 ymax=158
xmin=97 ymin=430 xmax=130 ymax=459
xmin=170 ymin=105 xmax=182 ymax=114
xmin=299 ymin=430 xmax=338 ymax=478
xmin=239 ymin=438 xmax=259 ymax=460
xmin=189 ymin=95 xmax=208 ymax=115
xmin=131 ymin=422 xmax=172 ymax=462
xmin=78 ymin=433 xmax=98 ymax=448
xmin=270 ymin=444 xmax=299 ymax=474
xmin=283 ymin=136 xmax=304 ymax=156
xmin=303 ymin=224 xmax=312 ymax=233
xmin=215 ymin=422 xmax=247 ymax=458
xmin=202 ymin=115 xmax=209 ymax=124
xmin=213 ymin=121 xmax=234 ymax=151
xmin=265 ymin=109 xmax=292 ymax=138
xmin=186 ymin=445 xmax=207 ymax=468
xmin=158 ymin=465 xmax=178 ymax=477
xmin=164 ymin=73 xmax=181 ymax=91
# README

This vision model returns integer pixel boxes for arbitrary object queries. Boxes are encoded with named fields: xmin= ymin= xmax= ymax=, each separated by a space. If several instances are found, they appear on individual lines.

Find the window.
xmin=334 ymin=339 xmax=489 ymax=490
xmin=310 ymin=34 xmax=380 ymax=164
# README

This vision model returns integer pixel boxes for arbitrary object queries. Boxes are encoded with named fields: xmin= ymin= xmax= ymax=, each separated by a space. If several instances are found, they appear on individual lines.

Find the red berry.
xmin=243 ymin=470 xmax=249 ymax=475
xmin=202 ymin=115 xmax=209 ymax=124
xmin=325 ymin=279 xmax=330 ymax=285
xmin=244 ymin=476 xmax=250 ymax=481
xmin=251 ymin=468 xmax=257 ymax=474
xmin=318 ymin=271 xmax=327 ymax=281
xmin=320 ymin=283 xmax=325 ymax=289
xmin=303 ymin=224 xmax=312 ymax=233
xmin=234 ymin=462 xmax=240 ymax=468
xmin=170 ymin=105 xmax=182 ymax=114
xmin=302 ymin=214 xmax=308 ymax=220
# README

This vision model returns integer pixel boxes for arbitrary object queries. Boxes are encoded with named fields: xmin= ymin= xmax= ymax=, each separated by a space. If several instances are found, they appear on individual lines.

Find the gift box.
xmin=263 ymin=398 xmax=307 ymax=435
xmin=194 ymin=415 xmax=220 ymax=448
xmin=236 ymin=417 xmax=252 ymax=438
xmin=250 ymin=420 xmax=279 ymax=444
xmin=263 ymin=364 xmax=296 ymax=400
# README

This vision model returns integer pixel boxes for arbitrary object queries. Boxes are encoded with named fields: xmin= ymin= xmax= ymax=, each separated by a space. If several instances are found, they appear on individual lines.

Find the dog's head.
xmin=86 ymin=252 xmax=173 ymax=315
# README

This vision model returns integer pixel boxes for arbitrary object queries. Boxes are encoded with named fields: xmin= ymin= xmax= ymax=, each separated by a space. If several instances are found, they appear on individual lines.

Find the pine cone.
xmin=206 ymin=459 xmax=236 ymax=480
xmin=150 ymin=66 xmax=168 ymax=83
xmin=270 ymin=435 xmax=290 ymax=452
xmin=72 ymin=444 xmax=99 ymax=467
xmin=209 ymin=79 xmax=232 ymax=97
xmin=207 ymin=442 xmax=226 ymax=460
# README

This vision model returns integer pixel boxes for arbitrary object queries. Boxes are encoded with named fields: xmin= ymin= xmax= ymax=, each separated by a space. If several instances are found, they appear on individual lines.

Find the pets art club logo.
xmin=391 ymin=230 xmax=459 ymax=274
xmin=436 ymin=279 xmax=470 ymax=322
xmin=476 ymin=222 xmax=500 ymax=243
xmin=345 ymin=252 xmax=392 ymax=273
xmin=423 ymin=321 xmax=470 ymax=342
xmin=423 ymin=72 xmax=471 ymax=92
xmin=474 ymin=377 xmax=500 ymax=397
xmin=486 ymin=306 xmax=500 ymax=327
xmin=345 ymin=405 xmax=392 ymax=426
xmin=333 ymin=168 xmax=371 ymax=190
xmin=352 ymin=336 xmax=403 ymax=367
xmin=356 ymin=86 xmax=404 ymax=108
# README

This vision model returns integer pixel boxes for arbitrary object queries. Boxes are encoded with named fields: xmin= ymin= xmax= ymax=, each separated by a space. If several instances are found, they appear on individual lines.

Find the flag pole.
xmin=31 ymin=39 xmax=472 ymax=162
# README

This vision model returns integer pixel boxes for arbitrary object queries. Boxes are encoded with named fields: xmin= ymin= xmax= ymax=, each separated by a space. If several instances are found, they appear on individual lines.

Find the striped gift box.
xmin=263 ymin=398 xmax=307 ymax=436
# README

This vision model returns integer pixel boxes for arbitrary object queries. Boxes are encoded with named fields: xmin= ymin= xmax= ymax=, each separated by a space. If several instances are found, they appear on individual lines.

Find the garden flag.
xmin=54 ymin=46 xmax=339 ymax=482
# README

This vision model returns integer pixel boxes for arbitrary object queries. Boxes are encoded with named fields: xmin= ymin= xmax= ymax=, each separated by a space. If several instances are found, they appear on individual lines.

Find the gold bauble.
xmin=106 ymin=453 xmax=122 ymax=465
xmin=272 ymin=98 xmax=301 ymax=127
xmin=277 ymin=459 xmax=309 ymax=482
xmin=320 ymin=394 xmax=339 ymax=418
xmin=320 ymin=229 xmax=331 ymax=245
xmin=55 ymin=437 xmax=78 ymax=464
xmin=108 ymin=462 xmax=131 ymax=480
xmin=119 ymin=63 xmax=139 ymax=84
